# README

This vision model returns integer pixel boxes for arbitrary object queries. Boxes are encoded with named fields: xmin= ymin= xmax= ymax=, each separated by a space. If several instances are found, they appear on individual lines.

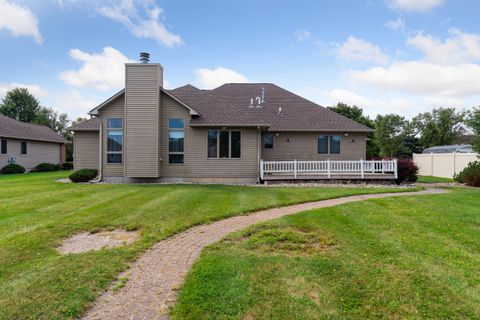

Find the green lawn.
xmin=0 ymin=172 xmax=410 ymax=319
xmin=173 ymin=187 xmax=480 ymax=320
xmin=417 ymin=175 xmax=455 ymax=183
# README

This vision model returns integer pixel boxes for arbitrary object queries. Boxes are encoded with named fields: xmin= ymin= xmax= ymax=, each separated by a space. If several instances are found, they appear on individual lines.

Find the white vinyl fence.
xmin=413 ymin=153 xmax=478 ymax=178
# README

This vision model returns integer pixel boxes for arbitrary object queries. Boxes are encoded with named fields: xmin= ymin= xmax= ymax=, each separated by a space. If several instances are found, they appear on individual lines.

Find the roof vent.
xmin=139 ymin=52 xmax=150 ymax=64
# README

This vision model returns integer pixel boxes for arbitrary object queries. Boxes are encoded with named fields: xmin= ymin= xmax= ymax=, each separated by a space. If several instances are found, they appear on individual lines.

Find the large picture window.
xmin=107 ymin=118 xmax=123 ymax=163
xmin=169 ymin=119 xmax=184 ymax=164
xmin=318 ymin=135 xmax=341 ymax=154
xmin=207 ymin=130 xmax=241 ymax=158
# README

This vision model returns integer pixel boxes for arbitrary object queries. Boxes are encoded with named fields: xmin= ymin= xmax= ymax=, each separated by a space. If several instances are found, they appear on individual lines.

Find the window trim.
xmin=1 ymin=139 xmax=7 ymax=154
xmin=20 ymin=141 xmax=27 ymax=155
xmin=168 ymin=118 xmax=185 ymax=165
xmin=318 ymin=135 xmax=341 ymax=155
xmin=107 ymin=118 xmax=123 ymax=164
xmin=206 ymin=130 xmax=242 ymax=159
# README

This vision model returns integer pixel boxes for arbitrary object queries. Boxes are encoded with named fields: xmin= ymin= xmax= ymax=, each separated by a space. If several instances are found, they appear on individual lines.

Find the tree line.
xmin=329 ymin=103 xmax=480 ymax=158
xmin=1 ymin=88 xmax=479 ymax=161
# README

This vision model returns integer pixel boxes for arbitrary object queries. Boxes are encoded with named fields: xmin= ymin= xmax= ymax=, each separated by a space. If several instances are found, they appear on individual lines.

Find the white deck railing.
xmin=260 ymin=159 xmax=397 ymax=180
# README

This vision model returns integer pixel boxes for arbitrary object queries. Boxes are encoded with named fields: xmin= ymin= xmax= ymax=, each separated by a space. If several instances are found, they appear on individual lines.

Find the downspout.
xmin=257 ymin=126 xmax=261 ymax=183
xmin=91 ymin=118 xmax=103 ymax=182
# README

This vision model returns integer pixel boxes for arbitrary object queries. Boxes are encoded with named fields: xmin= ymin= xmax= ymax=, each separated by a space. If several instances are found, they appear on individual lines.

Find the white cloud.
xmin=423 ymin=96 xmax=463 ymax=108
xmin=407 ymin=29 xmax=480 ymax=65
xmin=194 ymin=67 xmax=250 ymax=89
xmin=59 ymin=47 xmax=134 ymax=91
xmin=0 ymin=0 xmax=43 ymax=43
xmin=324 ymin=89 xmax=412 ymax=115
xmin=386 ymin=0 xmax=443 ymax=12
xmin=294 ymin=29 xmax=311 ymax=42
xmin=349 ymin=61 xmax=480 ymax=97
xmin=53 ymin=89 xmax=98 ymax=118
xmin=0 ymin=82 xmax=49 ymax=100
xmin=97 ymin=0 xmax=183 ymax=47
xmin=335 ymin=36 xmax=390 ymax=65
xmin=385 ymin=18 xmax=406 ymax=32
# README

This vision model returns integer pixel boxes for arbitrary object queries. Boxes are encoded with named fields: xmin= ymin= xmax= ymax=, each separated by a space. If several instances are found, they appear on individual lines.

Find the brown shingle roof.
xmin=67 ymin=117 xmax=101 ymax=131
xmin=170 ymin=83 xmax=373 ymax=132
xmin=0 ymin=114 xmax=67 ymax=143
xmin=84 ymin=83 xmax=373 ymax=132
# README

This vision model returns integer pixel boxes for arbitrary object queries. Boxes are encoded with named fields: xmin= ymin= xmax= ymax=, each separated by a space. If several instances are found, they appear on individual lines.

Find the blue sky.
xmin=1 ymin=0 xmax=480 ymax=119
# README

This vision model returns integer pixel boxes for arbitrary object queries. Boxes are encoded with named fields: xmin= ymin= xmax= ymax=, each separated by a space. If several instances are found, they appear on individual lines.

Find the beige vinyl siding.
xmin=161 ymin=94 xmax=259 ymax=178
xmin=0 ymin=138 xmax=61 ymax=170
xmin=100 ymin=95 xmax=125 ymax=177
xmin=124 ymin=64 xmax=161 ymax=178
xmin=73 ymin=131 xmax=99 ymax=170
xmin=261 ymin=132 xmax=366 ymax=161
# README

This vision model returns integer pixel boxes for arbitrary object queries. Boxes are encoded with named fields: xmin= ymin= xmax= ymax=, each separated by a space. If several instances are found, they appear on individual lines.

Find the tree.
xmin=0 ymin=88 xmax=41 ymax=122
xmin=411 ymin=108 xmax=465 ymax=149
xmin=34 ymin=107 xmax=70 ymax=137
xmin=467 ymin=107 xmax=480 ymax=154
xmin=373 ymin=114 xmax=409 ymax=157
xmin=328 ymin=103 xmax=379 ymax=158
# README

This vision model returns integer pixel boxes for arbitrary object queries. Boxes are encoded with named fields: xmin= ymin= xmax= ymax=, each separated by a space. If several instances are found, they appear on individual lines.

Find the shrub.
xmin=33 ymin=163 xmax=60 ymax=172
xmin=1 ymin=163 xmax=26 ymax=174
xmin=396 ymin=158 xmax=419 ymax=184
xmin=61 ymin=162 xmax=73 ymax=170
xmin=69 ymin=168 xmax=98 ymax=183
xmin=454 ymin=161 xmax=480 ymax=187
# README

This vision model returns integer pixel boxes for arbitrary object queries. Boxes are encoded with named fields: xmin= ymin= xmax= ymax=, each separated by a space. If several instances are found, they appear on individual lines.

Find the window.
xmin=169 ymin=119 xmax=184 ymax=164
xmin=329 ymin=135 xmax=341 ymax=154
xmin=318 ymin=135 xmax=341 ymax=154
xmin=107 ymin=118 xmax=123 ymax=163
xmin=264 ymin=133 xmax=273 ymax=149
xmin=207 ymin=131 xmax=217 ymax=158
xmin=207 ymin=130 xmax=241 ymax=158
xmin=1 ymin=139 xmax=6 ymax=154
xmin=21 ymin=141 xmax=27 ymax=155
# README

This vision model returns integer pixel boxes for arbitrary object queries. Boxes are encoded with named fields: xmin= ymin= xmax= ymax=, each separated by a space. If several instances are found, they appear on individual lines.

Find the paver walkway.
xmin=83 ymin=188 xmax=446 ymax=320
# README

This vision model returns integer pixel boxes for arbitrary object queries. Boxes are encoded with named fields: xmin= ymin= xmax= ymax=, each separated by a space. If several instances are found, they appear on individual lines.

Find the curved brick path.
xmin=83 ymin=188 xmax=446 ymax=320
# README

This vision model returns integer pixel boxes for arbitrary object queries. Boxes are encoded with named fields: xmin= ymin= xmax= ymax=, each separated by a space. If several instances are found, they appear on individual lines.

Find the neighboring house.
xmin=0 ymin=115 xmax=67 ymax=171
xmin=69 ymin=53 xmax=397 ymax=183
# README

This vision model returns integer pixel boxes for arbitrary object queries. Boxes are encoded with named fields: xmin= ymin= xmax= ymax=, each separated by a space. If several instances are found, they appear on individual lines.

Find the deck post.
xmin=260 ymin=159 xmax=264 ymax=180
xmin=394 ymin=158 xmax=398 ymax=179
xmin=294 ymin=159 xmax=298 ymax=179
xmin=360 ymin=158 xmax=365 ymax=179
xmin=382 ymin=159 xmax=385 ymax=174
xmin=327 ymin=159 xmax=331 ymax=179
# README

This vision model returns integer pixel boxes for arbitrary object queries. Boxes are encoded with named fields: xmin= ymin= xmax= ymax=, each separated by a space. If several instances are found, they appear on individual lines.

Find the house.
xmin=0 ymin=114 xmax=67 ymax=171
xmin=69 ymin=53 xmax=397 ymax=183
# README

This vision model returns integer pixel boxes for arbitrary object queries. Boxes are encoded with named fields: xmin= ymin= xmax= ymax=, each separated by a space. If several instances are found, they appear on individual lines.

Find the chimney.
xmin=124 ymin=52 xmax=163 ymax=178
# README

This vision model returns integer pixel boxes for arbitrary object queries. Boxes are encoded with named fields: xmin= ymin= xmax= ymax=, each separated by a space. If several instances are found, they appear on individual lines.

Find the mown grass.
xmin=172 ymin=187 xmax=480 ymax=320
xmin=417 ymin=175 xmax=455 ymax=183
xmin=0 ymin=172 xmax=410 ymax=319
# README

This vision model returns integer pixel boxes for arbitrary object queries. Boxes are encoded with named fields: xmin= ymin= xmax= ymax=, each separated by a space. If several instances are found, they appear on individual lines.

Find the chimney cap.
xmin=139 ymin=52 xmax=150 ymax=64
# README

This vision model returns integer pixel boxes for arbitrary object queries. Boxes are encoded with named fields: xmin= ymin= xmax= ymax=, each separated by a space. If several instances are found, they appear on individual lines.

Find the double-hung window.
xmin=1 ymin=139 xmax=6 ymax=154
xmin=318 ymin=135 xmax=341 ymax=154
xmin=21 ymin=141 xmax=27 ymax=155
xmin=207 ymin=130 xmax=241 ymax=158
xmin=168 ymin=119 xmax=184 ymax=164
xmin=107 ymin=118 xmax=123 ymax=163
